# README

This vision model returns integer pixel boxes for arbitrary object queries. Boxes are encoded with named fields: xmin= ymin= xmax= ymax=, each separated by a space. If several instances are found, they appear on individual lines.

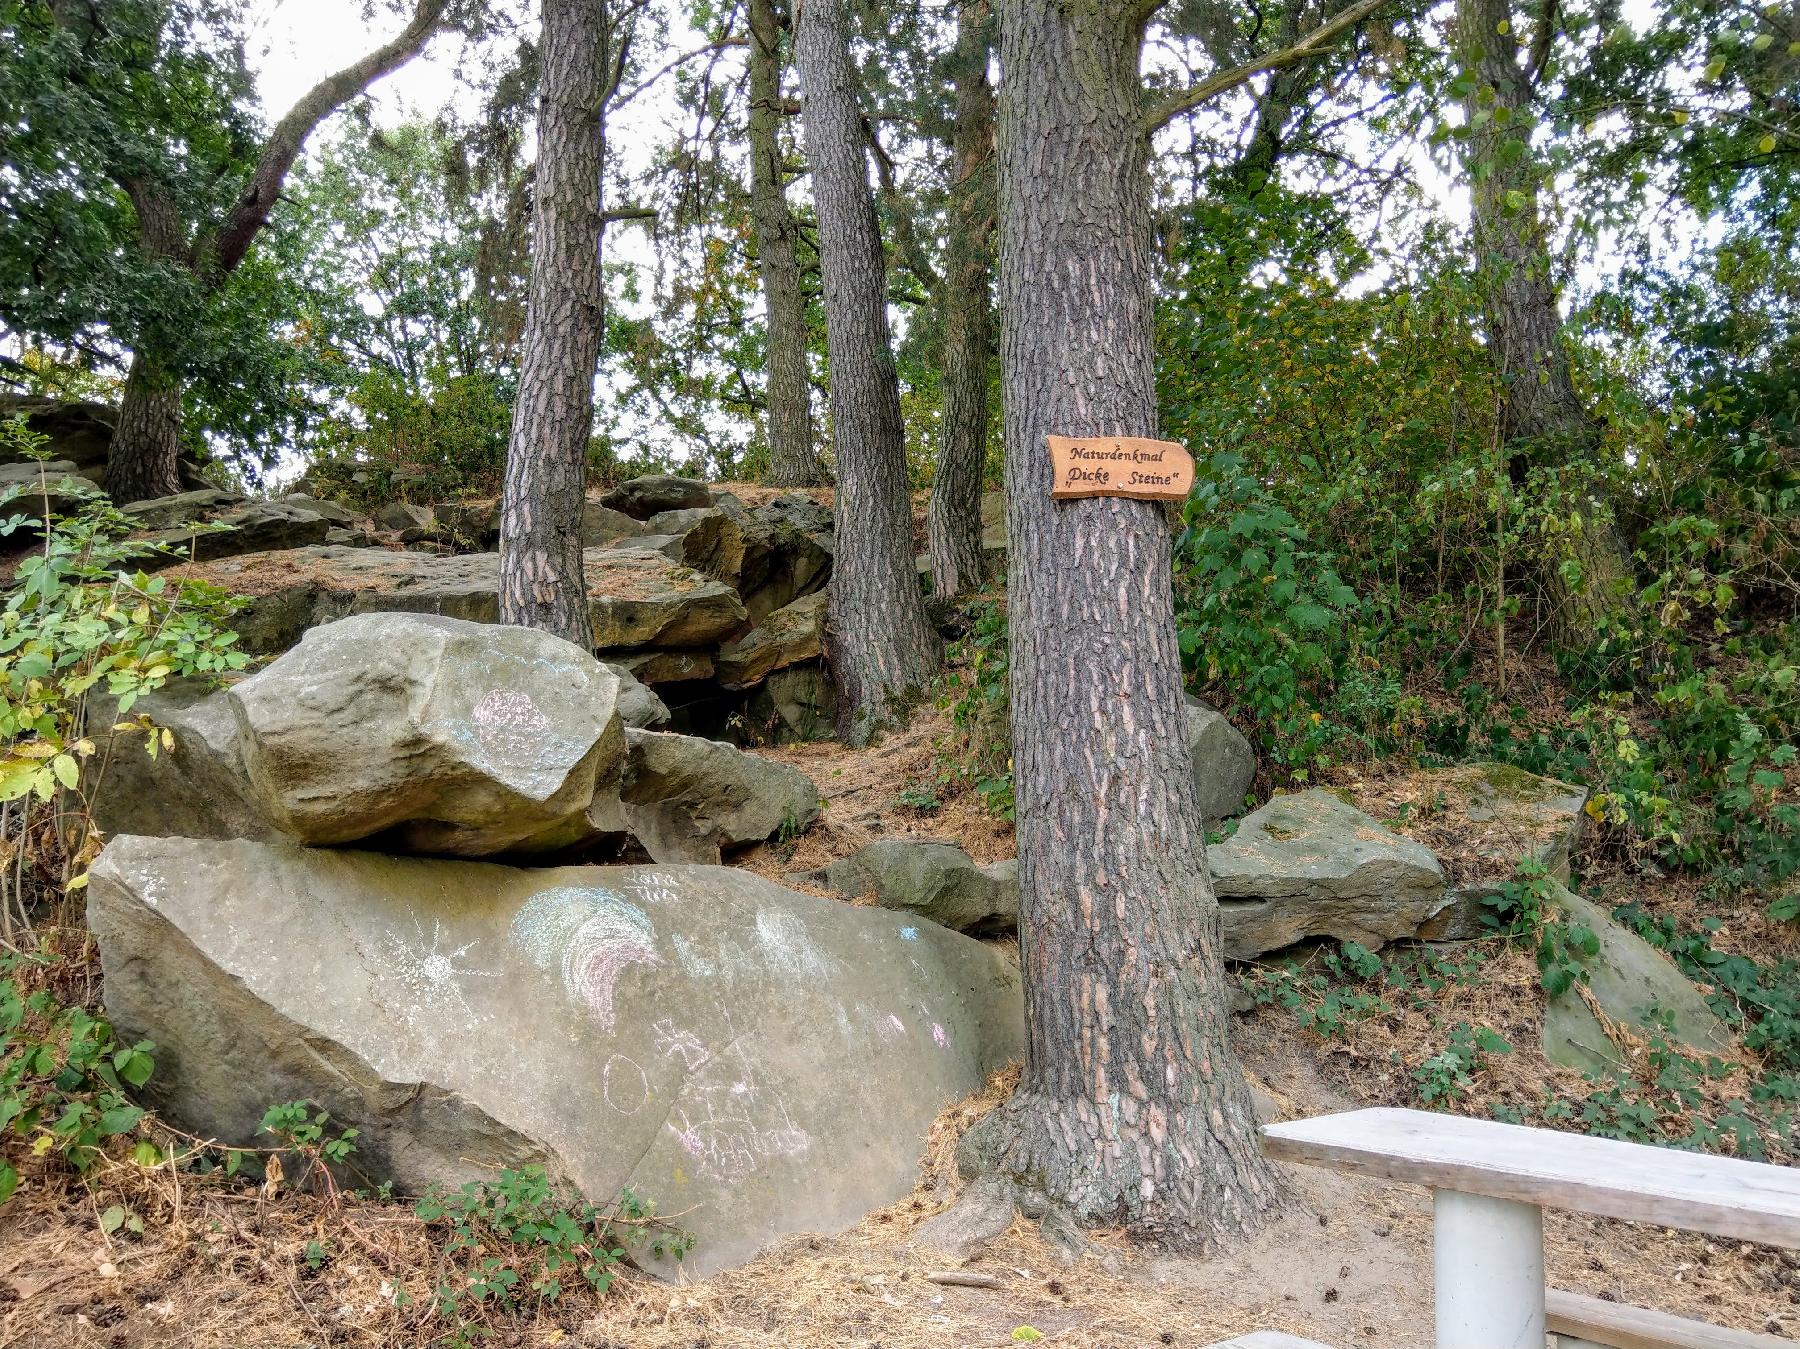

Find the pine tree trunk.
xmin=749 ymin=0 xmax=825 ymax=489
xmin=1457 ymin=0 xmax=1635 ymax=642
xmin=498 ymin=0 xmax=606 ymax=647
xmin=105 ymin=349 xmax=184 ymax=503
xmin=958 ymin=0 xmax=1284 ymax=1247
xmin=794 ymin=0 xmax=940 ymax=741
xmin=925 ymin=0 xmax=994 ymax=602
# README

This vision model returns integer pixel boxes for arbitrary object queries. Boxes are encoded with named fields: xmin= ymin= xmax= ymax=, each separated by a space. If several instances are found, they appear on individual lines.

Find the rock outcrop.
xmin=1540 ymin=883 xmax=1732 ymax=1076
xmin=229 ymin=614 xmax=624 ymax=856
xmin=602 ymin=730 xmax=820 ymax=864
xmin=1207 ymin=789 xmax=1447 ymax=960
xmin=798 ymin=839 xmax=1018 ymax=935
xmin=601 ymin=473 xmax=712 ymax=519
xmin=90 ymin=835 xmax=1024 ymax=1276
xmin=717 ymin=591 xmax=827 ymax=689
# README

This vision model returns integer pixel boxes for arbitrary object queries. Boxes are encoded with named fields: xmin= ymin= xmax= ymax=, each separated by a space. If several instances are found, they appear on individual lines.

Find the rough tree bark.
xmin=93 ymin=0 xmax=448 ymax=502
xmin=1456 ymin=0 xmax=1635 ymax=641
xmin=943 ymin=0 xmax=1285 ymax=1249
xmin=794 ymin=0 xmax=940 ymax=741
xmin=924 ymin=0 xmax=995 ymax=602
xmin=498 ymin=0 xmax=608 ymax=647
xmin=748 ymin=0 xmax=825 ymax=488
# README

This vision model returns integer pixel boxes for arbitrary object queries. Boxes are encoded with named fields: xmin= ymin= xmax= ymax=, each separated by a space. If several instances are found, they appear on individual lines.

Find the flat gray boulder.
xmin=1541 ymin=884 xmax=1732 ymax=1076
xmin=120 ymin=487 xmax=244 ymax=530
xmin=1185 ymin=696 xmax=1256 ymax=821
xmin=1208 ymin=789 xmax=1446 ymax=960
xmin=799 ymin=840 xmax=1018 ymax=935
xmin=89 ymin=835 xmax=1023 ymax=1276
xmin=172 ymin=545 xmax=747 ymax=656
xmin=604 ymin=729 xmax=820 ymax=863
xmin=138 ymin=500 xmax=332 ymax=566
xmin=229 ymin=613 xmax=624 ymax=855
xmin=601 ymin=474 xmax=712 ymax=519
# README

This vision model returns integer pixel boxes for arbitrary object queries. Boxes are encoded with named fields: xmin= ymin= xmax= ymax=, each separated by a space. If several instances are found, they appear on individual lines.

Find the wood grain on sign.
xmin=1046 ymin=434 xmax=1195 ymax=501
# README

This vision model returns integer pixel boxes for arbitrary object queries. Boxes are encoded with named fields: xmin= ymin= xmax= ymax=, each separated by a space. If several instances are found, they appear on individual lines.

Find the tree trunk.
xmin=1456 ymin=0 xmax=1635 ymax=642
xmin=795 ymin=0 xmax=940 ymax=742
xmin=749 ymin=0 xmax=825 ymax=488
xmin=498 ymin=0 xmax=606 ymax=647
xmin=956 ymin=0 xmax=1285 ymax=1248
xmin=106 ymin=350 xmax=184 ymax=503
xmin=925 ymin=0 xmax=995 ymax=602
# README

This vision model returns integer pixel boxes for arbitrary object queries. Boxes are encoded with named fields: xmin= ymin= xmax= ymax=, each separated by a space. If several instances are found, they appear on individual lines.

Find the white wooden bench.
xmin=1262 ymin=1107 xmax=1800 ymax=1349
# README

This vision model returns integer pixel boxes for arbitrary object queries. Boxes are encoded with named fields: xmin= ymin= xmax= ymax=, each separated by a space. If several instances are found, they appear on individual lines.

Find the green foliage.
xmin=258 ymin=1101 xmax=361 ymax=1173
xmin=0 ymin=433 xmax=246 ymax=886
xmin=0 ymin=951 xmax=155 ymax=1206
xmin=1414 ymin=1023 xmax=1512 ymax=1108
xmin=414 ymin=1166 xmax=689 ymax=1345
xmin=1172 ymin=451 xmax=1365 ymax=772
xmin=1482 ymin=860 xmax=1600 ymax=998
xmin=1243 ymin=941 xmax=1489 ymax=1038
xmin=306 ymin=367 xmax=514 ymax=507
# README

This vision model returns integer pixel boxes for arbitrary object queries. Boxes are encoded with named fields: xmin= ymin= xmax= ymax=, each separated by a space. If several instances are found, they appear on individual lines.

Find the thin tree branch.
xmin=209 ymin=0 xmax=449 ymax=277
xmin=1144 ymin=0 xmax=1391 ymax=133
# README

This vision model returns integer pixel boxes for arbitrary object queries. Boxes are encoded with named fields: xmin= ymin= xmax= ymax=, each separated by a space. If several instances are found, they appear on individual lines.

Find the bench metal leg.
xmin=1433 ymin=1189 xmax=1545 ymax=1349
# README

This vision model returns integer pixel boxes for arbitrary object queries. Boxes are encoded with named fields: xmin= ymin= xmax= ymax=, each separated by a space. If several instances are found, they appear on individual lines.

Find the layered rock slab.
xmin=89 ymin=835 xmax=1024 ymax=1276
xmin=168 ymin=545 xmax=747 ymax=655
xmin=1208 ymin=789 xmax=1446 ymax=960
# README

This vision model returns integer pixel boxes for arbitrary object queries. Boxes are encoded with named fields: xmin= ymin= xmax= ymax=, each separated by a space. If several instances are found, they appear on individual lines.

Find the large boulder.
xmin=604 ymin=729 xmax=821 ymax=863
xmin=375 ymin=500 xmax=434 ymax=532
xmin=0 ymin=397 xmax=115 ymax=469
xmin=229 ymin=613 xmax=625 ymax=855
xmin=278 ymin=493 xmax=359 ymax=525
xmin=730 ymin=495 xmax=834 ymax=624
xmin=169 ymin=545 xmax=748 ymax=656
xmin=800 ymin=840 xmax=1018 ymax=935
xmin=1185 ymin=696 xmax=1256 ymax=822
xmin=716 ymin=591 xmax=827 ymax=689
xmin=1207 ymin=789 xmax=1446 ymax=960
xmin=1541 ymin=884 xmax=1732 ymax=1076
xmin=600 ymin=474 xmax=712 ymax=520
xmin=89 ymin=835 xmax=1024 ymax=1276
xmin=746 ymin=664 xmax=838 ymax=743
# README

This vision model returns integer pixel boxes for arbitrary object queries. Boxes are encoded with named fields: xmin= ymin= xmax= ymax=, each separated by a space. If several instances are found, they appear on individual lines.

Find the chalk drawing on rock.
xmin=511 ymin=887 xmax=661 ymax=1031
xmin=753 ymin=909 xmax=833 ymax=984
xmin=629 ymin=872 xmax=683 ymax=909
xmin=653 ymin=1012 xmax=812 ymax=1182
xmin=603 ymin=1053 xmax=649 ymax=1116
xmin=376 ymin=918 xmax=498 ymax=1028
xmin=469 ymin=687 xmax=552 ymax=759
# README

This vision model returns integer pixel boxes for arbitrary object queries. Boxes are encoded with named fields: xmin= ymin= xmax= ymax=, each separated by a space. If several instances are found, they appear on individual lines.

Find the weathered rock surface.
xmin=279 ymin=493 xmax=359 ymax=525
xmin=607 ymin=648 xmax=716 ymax=686
xmin=601 ymin=474 xmax=712 ymax=519
xmin=375 ymin=500 xmax=434 ymax=532
xmin=604 ymin=729 xmax=820 ymax=863
xmin=1541 ymin=884 xmax=1732 ymax=1076
xmin=800 ymin=840 xmax=1018 ymax=935
xmin=602 ymin=663 xmax=673 ymax=729
xmin=90 ymin=835 xmax=1024 ymax=1276
xmin=746 ymin=665 xmax=838 ymax=742
xmin=140 ymin=501 xmax=332 ymax=565
xmin=89 ymin=684 xmax=279 ymax=845
xmin=0 ymin=397 xmax=116 ymax=469
xmin=634 ymin=507 xmax=745 ymax=584
xmin=1185 ymin=696 xmax=1256 ymax=822
xmin=120 ymin=487 xmax=244 ymax=530
xmin=717 ymin=592 xmax=827 ymax=689
xmin=180 ymin=545 xmax=747 ymax=655
xmin=229 ymin=614 xmax=625 ymax=855
xmin=1207 ymin=789 xmax=1447 ymax=960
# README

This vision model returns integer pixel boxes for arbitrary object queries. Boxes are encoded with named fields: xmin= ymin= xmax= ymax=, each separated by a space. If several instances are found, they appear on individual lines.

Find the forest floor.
xmin=4 ymin=703 xmax=1797 ymax=1348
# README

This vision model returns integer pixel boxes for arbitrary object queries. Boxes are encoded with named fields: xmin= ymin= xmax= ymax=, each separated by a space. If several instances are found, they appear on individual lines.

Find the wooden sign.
xmin=1046 ymin=434 xmax=1195 ymax=501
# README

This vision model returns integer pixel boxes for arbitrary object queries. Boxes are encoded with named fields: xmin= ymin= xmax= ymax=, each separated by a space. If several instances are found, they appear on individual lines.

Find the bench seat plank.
xmin=1261 ymin=1108 xmax=1800 ymax=1249
xmin=1547 ymin=1288 xmax=1791 ymax=1349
